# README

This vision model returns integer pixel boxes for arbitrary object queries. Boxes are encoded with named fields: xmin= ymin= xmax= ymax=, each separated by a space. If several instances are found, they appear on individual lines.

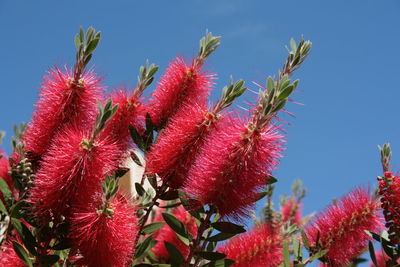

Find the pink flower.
xmin=146 ymin=102 xmax=217 ymax=188
xmin=281 ymin=198 xmax=302 ymax=225
xmin=146 ymin=57 xmax=214 ymax=126
xmin=101 ymin=89 xmax=144 ymax=151
xmin=152 ymin=206 xmax=197 ymax=260
xmin=24 ymin=67 xmax=103 ymax=161
xmin=370 ymin=250 xmax=399 ymax=267
xmin=305 ymin=187 xmax=382 ymax=266
xmin=29 ymin=124 xmax=122 ymax=222
xmin=0 ymin=241 xmax=25 ymax=267
xmin=185 ymin=115 xmax=283 ymax=220
xmin=218 ymin=223 xmax=282 ymax=267
xmin=70 ymin=193 xmax=138 ymax=267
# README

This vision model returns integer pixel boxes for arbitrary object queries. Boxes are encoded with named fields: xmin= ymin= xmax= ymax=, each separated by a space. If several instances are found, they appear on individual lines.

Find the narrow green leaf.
xmin=0 ymin=198 xmax=8 ymax=215
xmin=129 ymin=126 xmax=145 ymax=151
xmin=135 ymin=235 xmax=154 ymax=258
xmin=368 ymin=241 xmax=377 ymax=267
xmin=85 ymin=37 xmax=100 ymax=55
xmin=201 ymin=259 xmax=235 ymax=267
xmin=142 ymin=222 xmax=165 ymax=235
xmin=197 ymin=251 xmax=226 ymax=261
xmin=211 ymin=222 xmax=246 ymax=234
xmin=40 ymin=254 xmax=60 ymax=266
xmin=206 ymin=232 xmax=236 ymax=242
xmin=164 ymin=241 xmax=184 ymax=266
xmin=300 ymin=230 xmax=310 ymax=251
xmin=0 ymin=177 xmax=13 ymax=204
xmin=12 ymin=241 xmax=33 ymax=267
xmin=309 ymin=249 xmax=329 ymax=262
xmin=10 ymin=201 xmax=27 ymax=219
xmin=283 ymin=241 xmax=290 ymax=267
xmin=135 ymin=183 xmax=146 ymax=197
xmin=159 ymin=190 xmax=179 ymax=200
xmin=162 ymin=212 xmax=189 ymax=239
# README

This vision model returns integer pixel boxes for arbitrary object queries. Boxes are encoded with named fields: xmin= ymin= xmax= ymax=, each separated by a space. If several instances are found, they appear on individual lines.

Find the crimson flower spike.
xmin=145 ymin=31 xmax=220 ymax=128
xmin=101 ymin=63 xmax=159 ymax=151
xmin=218 ymin=223 xmax=283 ymax=267
xmin=24 ymin=27 xmax=103 ymax=163
xmin=184 ymin=38 xmax=312 ymax=220
xmin=29 ymin=100 xmax=121 ymax=223
xmin=377 ymin=144 xmax=400 ymax=245
xmin=305 ymin=187 xmax=382 ymax=266
xmin=146 ymin=78 xmax=246 ymax=188
xmin=69 ymin=176 xmax=138 ymax=267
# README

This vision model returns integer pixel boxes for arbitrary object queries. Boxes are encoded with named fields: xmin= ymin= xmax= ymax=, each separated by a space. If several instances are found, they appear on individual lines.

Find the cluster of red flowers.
xmin=0 ymin=29 xmax=388 ymax=267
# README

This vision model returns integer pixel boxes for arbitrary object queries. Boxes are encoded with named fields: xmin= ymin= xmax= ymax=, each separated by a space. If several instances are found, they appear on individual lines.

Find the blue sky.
xmin=1 ymin=0 xmax=399 ymax=261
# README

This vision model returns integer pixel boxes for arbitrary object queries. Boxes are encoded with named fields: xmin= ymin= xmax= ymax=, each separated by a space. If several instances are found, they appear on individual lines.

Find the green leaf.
xmin=142 ymin=222 xmax=165 ymax=235
xmin=159 ymin=190 xmax=179 ymax=200
xmin=135 ymin=183 xmax=146 ymax=197
xmin=0 ymin=177 xmax=13 ymax=205
xmin=129 ymin=126 xmax=145 ymax=151
xmin=211 ymin=222 xmax=246 ymax=234
xmin=12 ymin=218 xmax=37 ymax=256
xmin=197 ymin=251 xmax=226 ymax=261
xmin=85 ymin=37 xmax=100 ymax=55
xmin=201 ymin=259 xmax=235 ymax=267
xmin=301 ymin=230 xmax=310 ymax=250
xmin=12 ymin=241 xmax=33 ymax=267
xmin=368 ymin=241 xmax=377 ymax=267
xmin=162 ymin=212 xmax=189 ymax=239
xmin=309 ymin=249 xmax=329 ymax=262
xmin=10 ymin=201 xmax=27 ymax=219
xmin=40 ymin=254 xmax=60 ymax=267
xmin=0 ymin=198 xmax=8 ymax=215
xmin=277 ymin=85 xmax=295 ymax=101
xmin=283 ymin=240 xmax=290 ymax=267
xmin=267 ymin=77 xmax=275 ymax=92
xmin=206 ymin=232 xmax=236 ymax=242
xmin=135 ymin=235 xmax=154 ymax=258
xmin=164 ymin=241 xmax=184 ymax=266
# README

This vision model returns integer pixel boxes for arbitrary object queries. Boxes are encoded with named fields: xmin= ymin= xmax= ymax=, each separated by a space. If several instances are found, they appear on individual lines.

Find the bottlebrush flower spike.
xmin=101 ymin=89 xmax=144 ymax=150
xmin=185 ymin=114 xmax=284 ymax=220
xmin=281 ymin=197 xmax=302 ymax=225
xmin=377 ymin=171 xmax=400 ymax=244
xmin=0 ymin=241 xmax=25 ymax=267
xmin=146 ymin=79 xmax=246 ymax=188
xmin=305 ymin=187 xmax=382 ymax=266
xmin=218 ymin=223 xmax=283 ymax=267
xmin=29 ymin=123 xmax=122 ymax=222
xmin=24 ymin=67 xmax=104 ymax=161
xmin=69 ymin=193 xmax=138 ymax=267
xmin=146 ymin=57 xmax=214 ymax=127
xmin=152 ymin=206 xmax=197 ymax=260
xmin=146 ymin=102 xmax=212 ymax=188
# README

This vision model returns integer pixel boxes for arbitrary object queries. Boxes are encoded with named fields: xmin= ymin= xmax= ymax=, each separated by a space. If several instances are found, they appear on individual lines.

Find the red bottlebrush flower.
xmin=377 ymin=172 xmax=400 ymax=244
xmin=152 ymin=206 xmax=197 ymax=260
xmin=218 ymin=223 xmax=283 ymax=267
xmin=70 ymin=193 xmax=138 ymax=267
xmin=185 ymin=115 xmax=283 ymax=220
xmin=101 ymin=89 xmax=144 ymax=151
xmin=24 ymin=67 xmax=104 ymax=161
xmin=29 ymin=124 xmax=122 ymax=222
xmin=281 ymin=198 xmax=302 ymax=225
xmin=146 ymin=57 xmax=214 ymax=126
xmin=305 ymin=187 xmax=382 ymax=267
xmin=0 ymin=241 xmax=25 ymax=267
xmin=146 ymin=102 xmax=218 ymax=188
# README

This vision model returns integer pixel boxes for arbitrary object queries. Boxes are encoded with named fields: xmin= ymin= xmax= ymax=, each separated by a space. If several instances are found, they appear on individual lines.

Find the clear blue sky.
xmin=1 ymin=0 xmax=399 ymax=260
